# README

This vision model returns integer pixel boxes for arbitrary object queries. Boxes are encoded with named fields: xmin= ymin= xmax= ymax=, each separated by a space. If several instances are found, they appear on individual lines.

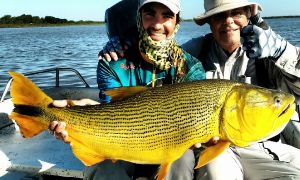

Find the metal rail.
xmin=0 ymin=68 xmax=91 ymax=130
xmin=0 ymin=67 xmax=90 ymax=102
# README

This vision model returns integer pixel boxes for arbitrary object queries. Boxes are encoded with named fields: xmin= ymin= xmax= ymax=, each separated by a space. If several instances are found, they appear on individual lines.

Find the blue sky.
xmin=0 ymin=0 xmax=300 ymax=21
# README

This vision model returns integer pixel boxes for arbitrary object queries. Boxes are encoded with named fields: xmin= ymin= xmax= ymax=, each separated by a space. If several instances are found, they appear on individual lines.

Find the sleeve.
xmin=273 ymin=67 xmax=300 ymax=103
xmin=181 ymin=51 xmax=206 ymax=82
xmin=275 ymin=42 xmax=300 ymax=78
xmin=266 ymin=42 xmax=300 ymax=102
xmin=97 ymin=60 xmax=122 ymax=103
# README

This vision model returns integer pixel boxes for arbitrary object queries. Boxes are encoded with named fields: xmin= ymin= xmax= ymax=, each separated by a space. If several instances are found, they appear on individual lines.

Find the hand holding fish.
xmin=49 ymin=121 xmax=69 ymax=143
xmin=49 ymin=99 xmax=100 ymax=142
xmin=52 ymin=99 xmax=100 ymax=107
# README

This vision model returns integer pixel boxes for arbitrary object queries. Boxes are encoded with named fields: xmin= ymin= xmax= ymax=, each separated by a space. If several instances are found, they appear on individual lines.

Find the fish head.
xmin=221 ymin=84 xmax=295 ymax=147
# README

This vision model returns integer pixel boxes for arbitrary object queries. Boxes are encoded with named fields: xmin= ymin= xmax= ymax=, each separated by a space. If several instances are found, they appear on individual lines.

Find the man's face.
xmin=141 ymin=3 xmax=177 ymax=41
xmin=209 ymin=7 xmax=249 ymax=52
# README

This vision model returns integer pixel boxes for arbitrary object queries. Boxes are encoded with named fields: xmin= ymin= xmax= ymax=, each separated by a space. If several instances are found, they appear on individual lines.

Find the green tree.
xmin=15 ymin=14 xmax=33 ymax=24
xmin=32 ymin=16 xmax=42 ymax=24
xmin=0 ymin=15 xmax=12 ymax=24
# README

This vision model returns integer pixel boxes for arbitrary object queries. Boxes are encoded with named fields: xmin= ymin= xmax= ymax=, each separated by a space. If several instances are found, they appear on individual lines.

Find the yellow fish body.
xmin=9 ymin=72 xmax=295 ymax=179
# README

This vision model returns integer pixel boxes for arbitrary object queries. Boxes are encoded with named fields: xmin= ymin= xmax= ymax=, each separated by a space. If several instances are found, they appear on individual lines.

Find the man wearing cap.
xmin=182 ymin=0 xmax=300 ymax=179
xmin=50 ymin=0 xmax=207 ymax=179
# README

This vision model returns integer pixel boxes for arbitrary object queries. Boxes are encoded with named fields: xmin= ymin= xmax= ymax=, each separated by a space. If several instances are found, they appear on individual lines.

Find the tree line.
xmin=0 ymin=14 xmax=101 ymax=25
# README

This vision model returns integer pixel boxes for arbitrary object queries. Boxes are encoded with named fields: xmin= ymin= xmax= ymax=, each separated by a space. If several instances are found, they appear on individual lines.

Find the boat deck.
xmin=0 ymin=124 xmax=84 ymax=179
xmin=0 ymin=85 xmax=99 ymax=179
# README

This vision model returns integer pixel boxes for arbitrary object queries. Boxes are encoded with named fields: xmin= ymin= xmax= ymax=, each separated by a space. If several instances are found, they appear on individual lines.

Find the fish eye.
xmin=274 ymin=96 xmax=282 ymax=108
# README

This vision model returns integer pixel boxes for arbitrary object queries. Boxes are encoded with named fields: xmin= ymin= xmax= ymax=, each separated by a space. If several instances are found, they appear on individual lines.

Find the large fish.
xmin=9 ymin=72 xmax=295 ymax=180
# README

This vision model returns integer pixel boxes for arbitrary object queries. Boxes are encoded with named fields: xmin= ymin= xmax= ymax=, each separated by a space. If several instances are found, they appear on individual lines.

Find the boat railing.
xmin=0 ymin=67 xmax=90 ymax=103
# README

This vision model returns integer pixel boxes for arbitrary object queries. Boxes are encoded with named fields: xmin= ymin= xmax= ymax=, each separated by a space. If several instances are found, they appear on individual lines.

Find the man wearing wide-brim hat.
xmin=194 ymin=0 xmax=261 ymax=26
xmin=183 ymin=0 xmax=300 ymax=179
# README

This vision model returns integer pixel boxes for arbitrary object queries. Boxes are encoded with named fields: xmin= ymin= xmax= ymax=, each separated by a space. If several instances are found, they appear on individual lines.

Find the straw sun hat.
xmin=194 ymin=0 xmax=262 ymax=26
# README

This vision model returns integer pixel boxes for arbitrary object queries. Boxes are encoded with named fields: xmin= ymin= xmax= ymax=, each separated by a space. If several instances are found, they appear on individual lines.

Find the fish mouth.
xmin=278 ymin=104 xmax=291 ymax=117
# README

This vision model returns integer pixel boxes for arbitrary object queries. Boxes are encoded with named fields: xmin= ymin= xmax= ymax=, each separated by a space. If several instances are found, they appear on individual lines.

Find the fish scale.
xmin=47 ymin=80 xmax=232 ymax=154
xmin=9 ymin=72 xmax=295 ymax=180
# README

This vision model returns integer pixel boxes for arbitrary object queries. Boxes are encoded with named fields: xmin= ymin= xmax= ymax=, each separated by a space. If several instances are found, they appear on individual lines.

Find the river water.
xmin=0 ymin=18 xmax=300 ymax=94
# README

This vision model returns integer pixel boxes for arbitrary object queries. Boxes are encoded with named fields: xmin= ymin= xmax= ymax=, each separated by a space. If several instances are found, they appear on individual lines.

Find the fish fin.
xmin=8 ymin=72 xmax=53 ymax=137
xmin=156 ymin=163 xmax=172 ymax=180
xmin=70 ymin=139 xmax=105 ymax=166
xmin=10 ymin=113 xmax=48 ymax=138
xmin=195 ymin=141 xmax=231 ymax=169
xmin=104 ymin=86 xmax=148 ymax=102
xmin=9 ymin=72 xmax=53 ymax=107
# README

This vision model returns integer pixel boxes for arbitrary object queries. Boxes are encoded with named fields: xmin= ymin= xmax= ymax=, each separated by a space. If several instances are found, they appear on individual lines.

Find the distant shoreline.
xmin=0 ymin=22 xmax=105 ymax=28
xmin=182 ymin=15 xmax=300 ymax=22
xmin=0 ymin=14 xmax=105 ymax=28
xmin=263 ymin=15 xmax=300 ymax=19
xmin=1 ymin=15 xmax=300 ymax=28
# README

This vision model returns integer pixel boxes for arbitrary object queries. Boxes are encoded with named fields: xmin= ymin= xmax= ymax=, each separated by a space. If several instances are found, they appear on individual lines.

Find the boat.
xmin=1 ymin=0 xmax=300 ymax=179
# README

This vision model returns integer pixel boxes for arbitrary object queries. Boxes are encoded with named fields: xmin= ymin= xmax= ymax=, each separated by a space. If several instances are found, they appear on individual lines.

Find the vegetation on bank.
xmin=263 ymin=15 xmax=300 ymax=19
xmin=1 ymin=14 xmax=300 ymax=28
xmin=181 ymin=15 xmax=300 ymax=22
xmin=0 ymin=14 xmax=104 ymax=28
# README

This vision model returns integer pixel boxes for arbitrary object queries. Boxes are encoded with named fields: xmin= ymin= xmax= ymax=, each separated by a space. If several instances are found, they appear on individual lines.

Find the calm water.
xmin=0 ymin=18 xmax=300 ymax=94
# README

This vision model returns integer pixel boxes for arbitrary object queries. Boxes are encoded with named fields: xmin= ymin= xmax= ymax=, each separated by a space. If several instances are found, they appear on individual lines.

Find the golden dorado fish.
xmin=9 ymin=72 xmax=295 ymax=180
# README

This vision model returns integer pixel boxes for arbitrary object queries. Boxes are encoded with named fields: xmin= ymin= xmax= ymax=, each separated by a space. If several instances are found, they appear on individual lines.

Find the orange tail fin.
xmin=9 ymin=72 xmax=53 ymax=138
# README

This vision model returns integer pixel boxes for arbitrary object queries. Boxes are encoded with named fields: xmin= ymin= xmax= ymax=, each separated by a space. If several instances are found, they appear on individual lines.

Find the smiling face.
xmin=209 ymin=7 xmax=250 ymax=54
xmin=140 ymin=3 xmax=177 ymax=41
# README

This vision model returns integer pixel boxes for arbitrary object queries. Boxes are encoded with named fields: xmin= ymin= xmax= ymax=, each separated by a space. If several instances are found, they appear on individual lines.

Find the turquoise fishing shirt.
xmin=97 ymin=48 xmax=205 ymax=103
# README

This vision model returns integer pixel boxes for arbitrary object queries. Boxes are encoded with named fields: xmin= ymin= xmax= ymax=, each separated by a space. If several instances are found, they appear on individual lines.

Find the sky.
xmin=0 ymin=0 xmax=300 ymax=22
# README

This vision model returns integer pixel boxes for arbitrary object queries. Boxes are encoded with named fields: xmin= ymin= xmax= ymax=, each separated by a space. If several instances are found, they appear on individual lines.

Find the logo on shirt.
xmin=120 ymin=63 xmax=135 ymax=70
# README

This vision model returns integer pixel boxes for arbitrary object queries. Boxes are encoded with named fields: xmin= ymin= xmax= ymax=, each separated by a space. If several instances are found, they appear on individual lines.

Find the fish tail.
xmin=9 ymin=72 xmax=53 ymax=138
